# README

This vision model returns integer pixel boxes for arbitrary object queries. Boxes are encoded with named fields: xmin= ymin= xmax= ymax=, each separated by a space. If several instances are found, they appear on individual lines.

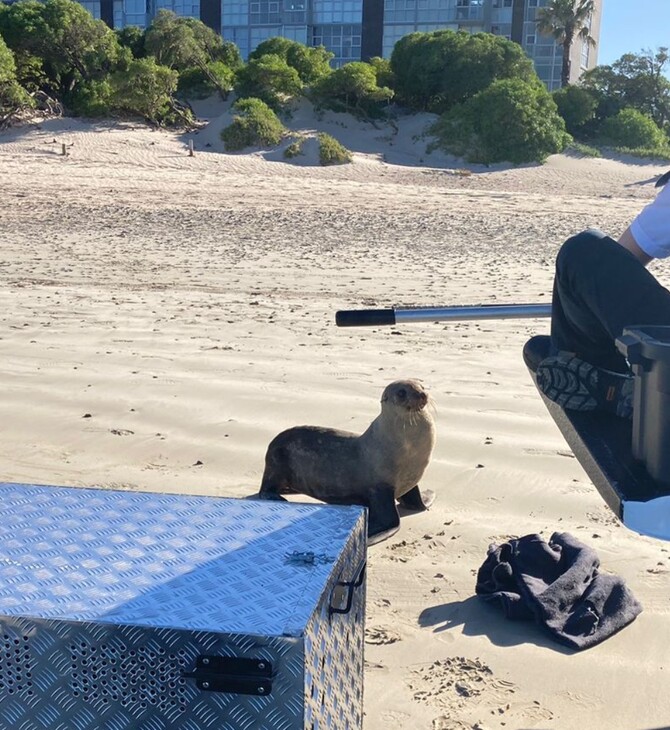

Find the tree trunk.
xmin=561 ymin=30 xmax=574 ymax=87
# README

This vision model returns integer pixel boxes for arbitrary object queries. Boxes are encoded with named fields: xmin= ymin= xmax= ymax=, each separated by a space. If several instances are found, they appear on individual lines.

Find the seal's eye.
xmin=397 ymin=388 xmax=407 ymax=399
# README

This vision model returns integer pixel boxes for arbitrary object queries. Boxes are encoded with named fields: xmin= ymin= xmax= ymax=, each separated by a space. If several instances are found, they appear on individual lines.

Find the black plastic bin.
xmin=617 ymin=326 xmax=670 ymax=487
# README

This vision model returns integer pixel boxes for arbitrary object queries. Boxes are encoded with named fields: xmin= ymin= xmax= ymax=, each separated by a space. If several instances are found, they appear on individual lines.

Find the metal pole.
xmin=335 ymin=304 xmax=552 ymax=327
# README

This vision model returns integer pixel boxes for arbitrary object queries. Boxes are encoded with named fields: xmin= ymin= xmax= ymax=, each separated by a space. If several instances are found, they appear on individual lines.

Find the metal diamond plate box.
xmin=0 ymin=483 xmax=367 ymax=730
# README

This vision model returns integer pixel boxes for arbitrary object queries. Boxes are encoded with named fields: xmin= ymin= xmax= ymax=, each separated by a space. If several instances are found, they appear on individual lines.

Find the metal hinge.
xmin=183 ymin=656 xmax=273 ymax=696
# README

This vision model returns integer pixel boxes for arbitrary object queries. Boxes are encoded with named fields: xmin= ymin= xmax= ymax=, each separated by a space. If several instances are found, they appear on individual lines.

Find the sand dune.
xmin=1 ymin=101 xmax=670 ymax=729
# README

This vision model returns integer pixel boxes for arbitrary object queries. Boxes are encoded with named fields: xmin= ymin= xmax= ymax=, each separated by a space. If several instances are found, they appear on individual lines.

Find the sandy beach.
xmin=1 ymin=100 xmax=669 ymax=729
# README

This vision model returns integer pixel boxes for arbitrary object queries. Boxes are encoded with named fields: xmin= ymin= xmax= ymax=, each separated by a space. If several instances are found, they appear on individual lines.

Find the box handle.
xmin=329 ymin=560 xmax=366 ymax=616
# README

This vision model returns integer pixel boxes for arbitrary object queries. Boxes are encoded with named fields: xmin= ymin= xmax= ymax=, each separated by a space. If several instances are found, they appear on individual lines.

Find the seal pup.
xmin=257 ymin=379 xmax=436 ymax=544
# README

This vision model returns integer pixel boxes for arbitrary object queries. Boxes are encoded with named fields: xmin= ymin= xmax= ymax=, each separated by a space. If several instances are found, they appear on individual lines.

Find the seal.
xmin=257 ymin=379 xmax=436 ymax=543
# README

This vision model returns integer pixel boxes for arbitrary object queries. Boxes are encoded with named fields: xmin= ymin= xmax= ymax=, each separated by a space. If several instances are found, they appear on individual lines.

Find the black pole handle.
xmin=335 ymin=309 xmax=396 ymax=327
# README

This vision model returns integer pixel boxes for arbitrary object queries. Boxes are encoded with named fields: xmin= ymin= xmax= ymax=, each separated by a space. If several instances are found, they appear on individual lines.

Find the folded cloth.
xmin=475 ymin=532 xmax=642 ymax=650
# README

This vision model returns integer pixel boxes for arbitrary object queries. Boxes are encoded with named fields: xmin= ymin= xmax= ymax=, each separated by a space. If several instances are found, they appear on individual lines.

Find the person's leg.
xmin=539 ymin=230 xmax=670 ymax=417
xmin=550 ymin=229 xmax=670 ymax=372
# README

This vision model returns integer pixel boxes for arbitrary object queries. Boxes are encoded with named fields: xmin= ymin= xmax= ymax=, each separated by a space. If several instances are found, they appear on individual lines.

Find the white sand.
xmin=1 ymin=101 xmax=670 ymax=729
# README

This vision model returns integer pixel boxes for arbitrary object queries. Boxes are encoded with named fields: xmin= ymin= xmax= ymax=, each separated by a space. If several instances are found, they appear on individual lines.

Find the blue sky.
xmin=597 ymin=0 xmax=670 ymax=66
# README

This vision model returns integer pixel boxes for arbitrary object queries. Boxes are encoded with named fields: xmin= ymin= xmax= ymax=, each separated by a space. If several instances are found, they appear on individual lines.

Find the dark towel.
xmin=475 ymin=532 xmax=642 ymax=650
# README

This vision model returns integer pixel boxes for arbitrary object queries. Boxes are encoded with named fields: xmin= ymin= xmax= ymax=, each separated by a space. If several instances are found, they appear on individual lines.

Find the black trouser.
xmin=551 ymin=230 xmax=670 ymax=373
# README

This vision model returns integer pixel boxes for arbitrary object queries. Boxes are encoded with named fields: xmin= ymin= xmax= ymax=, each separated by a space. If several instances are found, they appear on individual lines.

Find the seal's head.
xmin=381 ymin=379 xmax=430 ymax=414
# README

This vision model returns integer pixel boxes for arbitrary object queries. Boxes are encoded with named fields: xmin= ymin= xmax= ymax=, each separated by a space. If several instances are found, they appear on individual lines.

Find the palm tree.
xmin=536 ymin=0 xmax=596 ymax=88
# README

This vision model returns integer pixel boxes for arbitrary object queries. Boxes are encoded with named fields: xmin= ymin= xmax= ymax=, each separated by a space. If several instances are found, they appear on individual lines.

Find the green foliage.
xmin=220 ymin=97 xmax=286 ymax=151
xmin=310 ymin=62 xmax=393 ymax=118
xmin=250 ymin=37 xmax=332 ymax=84
xmin=234 ymin=53 xmax=302 ymax=110
xmin=144 ymin=10 xmax=238 ymax=99
xmin=581 ymin=48 xmax=670 ymax=130
xmin=0 ymin=0 xmax=126 ymax=98
xmin=367 ymin=56 xmax=394 ymax=90
xmin=430 ymin=78 xmax=571 ymax=165
xmin=110 ymin=56 xmax=179 ymax=125
xmin=390 ymin=30 xmax=537 ymax=114
xmin=178 ymin=61 xmax=235 ymax=99
xmin=598 ymin=108 xmax=669 ymax=150
xmin=552 ymin=84 xmax=597 ymax=135
xmin=0 ymin=34 xmax=32 ymax=122
xmin=116 ymin=26 xmax=146 ymax=59
xmin=67 ymin=77 xmax=113 ymax=116
xmin=606 ymin=146 xmax=670 ymax=162
xmin=318 ymin=132 xmax=352 ymax=165
xmin=567 ymin=141 xmax=601 ymax=157
xmin=283 ymin=136 xmax=304 ymax=158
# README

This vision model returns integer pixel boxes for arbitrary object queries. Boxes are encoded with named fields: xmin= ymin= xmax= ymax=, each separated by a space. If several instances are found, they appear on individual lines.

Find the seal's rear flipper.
xmin=525 ymin=335 xmax=670 ymax=539
xmin=398 ymin=486 xmax=435 ymax=511
xmin=366 ymin=483 xmax=400 ymax=544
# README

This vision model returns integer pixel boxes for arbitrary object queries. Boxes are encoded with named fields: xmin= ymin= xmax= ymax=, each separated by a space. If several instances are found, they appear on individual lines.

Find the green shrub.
xmin=568 ymin=141 xmax=601 ymax=158
xmin=430 ymin=78 xmax=571 ymax=165
xmin=66 ymin=78 xmax=113 ymax=116
xmin=552 ymin=85 xmax=597 ymax=136
xmin=608 ymin=146 xmax=670 ymax=162
xmin=110 ymin=57 xmax=179 ymax=125
xmin=391 ymin=29 xmax=537 ymax=114
xmin=318 ymin=132 xmax=352 ymax=165
xmin=221 ymin=97 xmax=286 ymax=151
xmin=178 ymin=61 xmax=235 ymax=99
xmin=310 ymin=62 xmax=393 ymax=118
xmin=598 ymin=108 xmax=668 ymax=150
xmin=283 ymin=136 xmax=305 ymax=158
xmin=234 ymin=54 xmax=302 ymax=111
xmin=249 ymin=37 xmax=333 ymax=84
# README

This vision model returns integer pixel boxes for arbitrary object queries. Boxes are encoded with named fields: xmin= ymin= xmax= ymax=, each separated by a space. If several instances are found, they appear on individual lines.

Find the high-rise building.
xmin=84 ymin=0 xmax=603 ymax=89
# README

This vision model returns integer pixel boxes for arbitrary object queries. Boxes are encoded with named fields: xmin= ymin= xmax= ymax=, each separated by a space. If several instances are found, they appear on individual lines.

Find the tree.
xmin=110 ymin=56 xmax=182 ymax=125
xmin=430 ymin=78 xmax=571 ymax=165
xmin=581 ymin=48 xmax=670 ymax=130
xmin=249 ymin=37 xmax=332 ymax=84
xmin=552 ymin=84 xmax=597 ymax=135
xmin=0 ymin=0 xmax=127 ymax=97
xmin=536 ymin=0 xmax=595 ymax=88
xmin=310 ymin=61 xmax=392 ymax=118
xmin=145 ymin=10 xmax=239 ymax=98
xmin=390 ymin=30 xmax=537 ymax=113
xmin=234 ymin=53 xmax=302 ymax=110
xmin=116 ymin=26 xmax=146 ymax=59
xmin=0 ymin=35 xmax=32 ymax=126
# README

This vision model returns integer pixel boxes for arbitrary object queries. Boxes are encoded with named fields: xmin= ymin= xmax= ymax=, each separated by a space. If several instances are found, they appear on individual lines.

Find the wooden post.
xmin=61 ymin=143 xmax=67 ymax=156
xmin=188 ymin=139 xmax=194 ymax=157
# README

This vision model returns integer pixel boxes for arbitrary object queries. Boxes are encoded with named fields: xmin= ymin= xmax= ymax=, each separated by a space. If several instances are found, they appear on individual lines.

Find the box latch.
xmin=183 ymin=656 xmax=273 ymax=695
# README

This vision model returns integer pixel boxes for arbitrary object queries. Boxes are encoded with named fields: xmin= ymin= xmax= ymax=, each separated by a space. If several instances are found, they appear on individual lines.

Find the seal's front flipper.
xmin=256 ymin=489 xmax=288 ymax=501
xmin=398 ymin=485 xmax=435 ymax=511
xmin=367 ymin=483 xmax=400 ymax=545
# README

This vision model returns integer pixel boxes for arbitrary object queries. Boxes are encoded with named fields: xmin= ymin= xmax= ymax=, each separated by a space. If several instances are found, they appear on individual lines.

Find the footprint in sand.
xmin=365 ymin=625 xmax=402 ymax=645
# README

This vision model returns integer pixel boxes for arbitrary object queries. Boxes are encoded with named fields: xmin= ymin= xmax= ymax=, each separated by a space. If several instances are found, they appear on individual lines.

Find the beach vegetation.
xmin=318 ymin=132 xmax=352 ymax=165
xmin=177 ymin=61 xmax=235 ymax=99
xmin=0 ymin=35 xmax=33 ymax=125
xmin=390 ymin=30 xmax=536 ymax=114
xmin=220 ymin=97 xmax=286 ymax=151
xmin=580 ymin=48 xmax=670 ymax=132
xmin=536 ymin=0 xmax=595 ymax=88
xmin=430 ymin=78 xmax=571 ymax=164
xmin=283 ymin=135 xmax=305 ymax=158
xmin=552 ymin=84 xmax=597 ymax=136
xmin=145 ymin=10 xmax=240 ymax=99
xmin=110 ymin=57 xmax=182 ymax=125
xmin=567 ymin=141 xmax=601 ymax=157
xmin=249 ymin=37 xmax=332 ymax=84
xmin=597 ymin=108 xmax=669 ymax=152
xmin=234 ymin=53 xmax=303 ymax=111
xmin=115 ymin=26 xmax=146 ymax=59
xmin=310 ymin=62 xmax=393 ymax=119
xmin=367 ymin=56 xmax=394 ymax=90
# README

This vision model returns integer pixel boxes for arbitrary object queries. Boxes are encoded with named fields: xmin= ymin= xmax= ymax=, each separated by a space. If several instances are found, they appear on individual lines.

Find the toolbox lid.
xmin=0 ymin=483 xmax=365 ymax=637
